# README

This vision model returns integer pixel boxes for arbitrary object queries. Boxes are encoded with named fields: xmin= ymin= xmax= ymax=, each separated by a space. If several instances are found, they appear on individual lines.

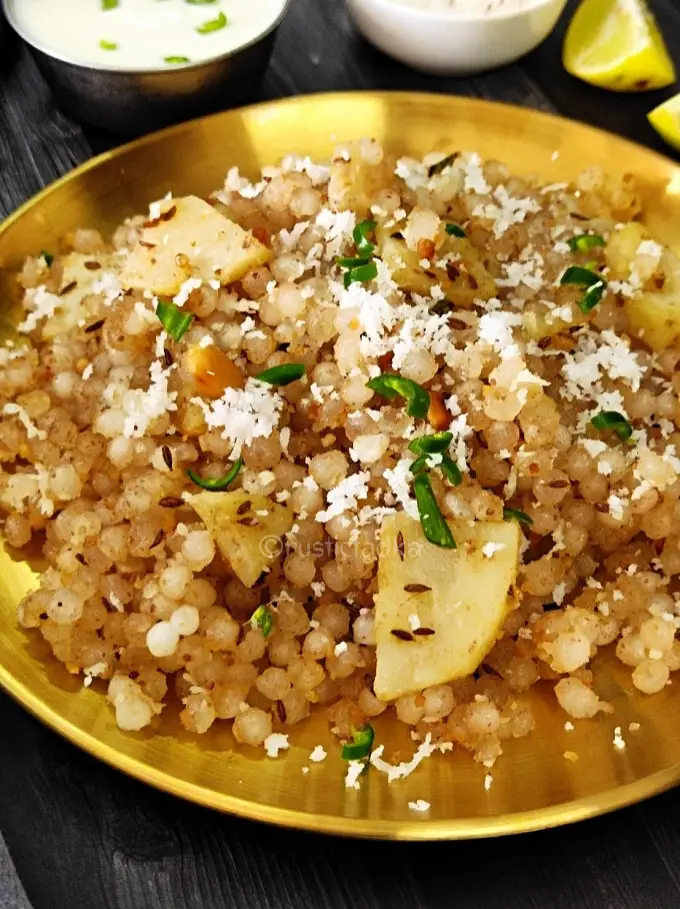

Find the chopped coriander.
xmin=427 ymin=153 xmax=458 ymax=177
xmin=99 ymin=39 xmax=118 ymax=50
xmin=196 ymin=11 xmax=228 ymax=33
xmin=101 ymin=0 xmax=118 ymax=8
xmin=164 ymin=55 xmax=191 ymax=64
xmin=445 ymin=223 xmax=466 ymax=238
xmin=503 ymin=507 xmax=534 ymax=526
xmin=366 ymin=373 xmax=430 ymax=419
xmin=559 ymin=264 xmax=607 ymax=313
xmin=156 ymin=299 xmax=194 ymax=342
xmin=251 ymin=605 xmax=273 ymax=638
xmin=256 ymin=363 xmax=306 ymax=386
xmin=187 ymin=458 xmax=242 ymax=491
xmin=413 ymin=473 xmax=456 ymax=549
xmin=343 ymin=261 xmax=378 ymax=288
xmin=567 ymin=234 xmax=606 ymax=253
xmin=591 ymin=411 xmax=633 ymax=442
xmin=341 ymin=724 xmax=375 ymax=761
xmin=40 ymin=250 xmax=54 ymax=267
xmin=408 ymin=432 xmax=453 ymax=455
xmin=353 ymin=219 xmax=377 ymax=258
xmin=440 ymin=455 xmax=462 ymax=487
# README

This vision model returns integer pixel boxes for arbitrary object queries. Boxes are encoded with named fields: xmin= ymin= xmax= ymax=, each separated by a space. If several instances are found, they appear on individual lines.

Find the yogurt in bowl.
xmin=9 ymin=0 xmax=287 ymax=70
xmin=347 ymin=0 xmax=569 ymax=75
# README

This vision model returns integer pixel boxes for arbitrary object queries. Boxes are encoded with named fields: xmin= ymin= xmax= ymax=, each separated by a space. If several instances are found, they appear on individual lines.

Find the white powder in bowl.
xmin=390 ymin=0 xmax=539 ymax=13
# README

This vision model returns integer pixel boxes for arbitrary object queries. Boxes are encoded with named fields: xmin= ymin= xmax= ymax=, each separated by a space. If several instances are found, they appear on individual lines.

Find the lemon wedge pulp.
xmin=563 ymin=0 xmax=675 ymax=92
xmin=649 ymin=94 xmax=680 ymax=153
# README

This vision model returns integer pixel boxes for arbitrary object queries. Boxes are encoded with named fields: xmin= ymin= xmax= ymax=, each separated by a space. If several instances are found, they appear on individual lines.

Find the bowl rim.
xmin=1 ymin=0 xmax=293 ymax=74
xmin=347 ymin=0 xmax=567 ymax=23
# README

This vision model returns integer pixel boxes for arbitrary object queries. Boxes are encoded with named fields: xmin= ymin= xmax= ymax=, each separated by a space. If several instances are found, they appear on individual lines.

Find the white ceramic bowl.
xmin=346 ymin=0 xmax=568 ymax=76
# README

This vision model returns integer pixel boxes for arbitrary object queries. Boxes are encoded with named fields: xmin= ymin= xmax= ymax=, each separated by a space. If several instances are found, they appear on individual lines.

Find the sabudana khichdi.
xmin=2 ymin=139 xmax=680 ymax=785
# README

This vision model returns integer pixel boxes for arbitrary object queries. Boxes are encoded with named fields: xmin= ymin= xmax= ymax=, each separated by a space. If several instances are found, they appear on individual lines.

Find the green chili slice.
xmin=156 ymin=299 xmax=194 ymax=342
xmin=578 ymin=281 xmax=606 ymax=313
xmin=186 ymin=458 xmax=242 ymax=492
xmin=591 ymin=411 xmax=633 ymax=442
xmin=408 ymin=432 xmax=453 ymax=455
xmin=445 ymin=223 xmax=466 ymax=238
xmin=503 ymin=507 xmax=534 ymax=526
xmin=560 ymin=265 xmax=603 ymax=287
xmin=196 ymin=11 xmax=228 ymax=33
xmin=413 ymin=473 xmax=456 ymax=549
xmin=251 ymin=605 xmax=273 ymax=638
xmin=559 ymin=265 xmax=607 ymax=313
xmin=567 ymin=234 xmax=605 ymax=253
xmin=343 ymin=261 xmax=378 ymax=288
xmin=440 ymin=455 xmax=462 ymax=487
xmin=409 ymin=455 xmax=429 ymax=476
xmin=353 ymin=219 xmax=377 ymax=258
xmin=366 ymin=373 xmax=430 ymax=419
xmin=341 ymin=724 xmax=375 ymax=761
xmin=336 ymin=255 xmax=371 ymax=268
xmin=99 ymin=39 xmax=118 ymax=50
xmin=256 ymin=363 xmax=306 ymax=386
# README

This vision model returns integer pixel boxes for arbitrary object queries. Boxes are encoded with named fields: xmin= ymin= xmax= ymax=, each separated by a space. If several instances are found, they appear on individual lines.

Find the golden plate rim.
xmin=2 ymin=91 xmax=680 ymax=840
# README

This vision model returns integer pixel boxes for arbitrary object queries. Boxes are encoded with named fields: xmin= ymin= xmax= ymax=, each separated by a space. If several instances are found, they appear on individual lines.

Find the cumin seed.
xmin=390 ymin=629 xmax=414 ymax=642
xmin=59 ymin=280 xmax=77 ymax=296
xmin=403 ymin=583 xmax=431 ymax=593
xmin=159 ymin=496 xmax=184 ymax=508
xmin=151 ymin=529 xmax=165 ymax=548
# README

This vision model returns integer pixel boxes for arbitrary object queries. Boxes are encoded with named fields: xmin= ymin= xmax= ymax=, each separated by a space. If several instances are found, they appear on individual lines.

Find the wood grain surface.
xmin=2 ymin=1 xmax=680 ymax=907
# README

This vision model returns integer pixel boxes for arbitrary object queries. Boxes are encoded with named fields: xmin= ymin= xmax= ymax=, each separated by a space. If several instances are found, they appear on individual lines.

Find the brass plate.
xmin=2 ymin=92 xmax=680 ymax=840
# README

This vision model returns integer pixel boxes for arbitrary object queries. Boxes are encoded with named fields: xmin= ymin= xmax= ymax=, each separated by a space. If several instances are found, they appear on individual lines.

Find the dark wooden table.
xmin=3 ymin=1 xmax=680 ymax=907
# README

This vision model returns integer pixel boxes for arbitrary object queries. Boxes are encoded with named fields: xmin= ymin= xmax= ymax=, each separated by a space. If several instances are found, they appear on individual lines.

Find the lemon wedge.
xmin=649 ymin=94 xmax=680 ymax=152
xmin=563 ymin=0 xmax=675 ymax=92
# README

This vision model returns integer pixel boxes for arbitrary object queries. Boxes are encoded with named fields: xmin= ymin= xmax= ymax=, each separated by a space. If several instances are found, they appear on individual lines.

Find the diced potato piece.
xmin=327 ymin=141 xmax=395 ymax=216
xmin=120 ymin=196 xmax=271 ymax=296
xmin=606 ymin=223 xmax=680 ymax=349
xmin=626 ymin=291 xmax=680 ymax=350
xmin=379 ymin=231 xmax=496 ymax=306
xmin=187 ymin=490 xmax=292 ymax=588
xmin=604 ymin=222 xmax=646 ymax=278
xmin=374 ymin=514 xmax=520 ymax=701
xmin=521 ymin=307 xmax=587 ymax=342
xmin=41 ymin=252 xmax=115 ymax=339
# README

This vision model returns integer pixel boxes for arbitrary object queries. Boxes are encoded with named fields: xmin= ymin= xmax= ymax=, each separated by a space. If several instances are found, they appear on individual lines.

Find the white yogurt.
xmin=10 ymin=0 xmax=287 ymax=70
